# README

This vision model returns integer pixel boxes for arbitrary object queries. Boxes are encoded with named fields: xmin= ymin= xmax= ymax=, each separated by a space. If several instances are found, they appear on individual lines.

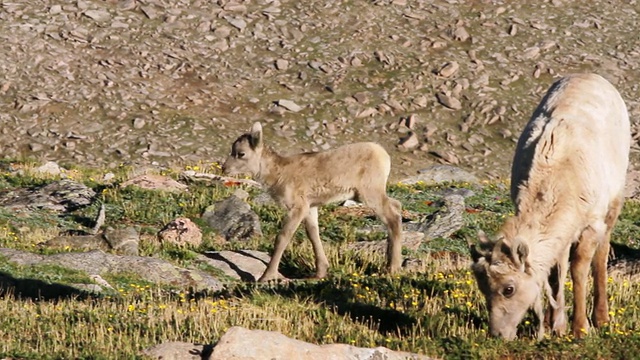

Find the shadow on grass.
xmin=225 ymin=275 xmax=457 ymax=337
xmin=0 ymin=271 xmax=94 ymax=301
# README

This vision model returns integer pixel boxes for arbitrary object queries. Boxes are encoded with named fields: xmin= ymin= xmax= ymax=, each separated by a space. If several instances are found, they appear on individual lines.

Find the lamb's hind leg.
xmin=360 ymin=190 xmax=403 ymax=273
xmin=305 ymin=206 xmax=329 ymax=279
xmin=592 ymin=196 xmax=622 ymax=327
xmin=259 ymin=203 xmax=308 ymax=282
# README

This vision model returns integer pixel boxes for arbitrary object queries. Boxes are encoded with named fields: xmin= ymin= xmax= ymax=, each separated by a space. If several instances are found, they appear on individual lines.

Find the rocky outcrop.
xmin=45 ymin=226 xmax=140 ymax=256
xmin=0 ymin=179 xmax=95 ymax=212
xmin=0 ymin=248 xmax=223 ymax=292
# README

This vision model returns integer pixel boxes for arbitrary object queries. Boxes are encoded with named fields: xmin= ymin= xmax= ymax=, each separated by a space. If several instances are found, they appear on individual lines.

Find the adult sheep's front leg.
xmin=570 ymin=227 xmax=599 ymax=337
xmin=258 ymin=205 xmax=308 ymax=282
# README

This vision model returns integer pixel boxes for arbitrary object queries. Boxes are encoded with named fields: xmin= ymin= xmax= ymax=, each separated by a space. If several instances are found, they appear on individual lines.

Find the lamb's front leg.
xmin=305 ymin=206 xmax=329 ymax=279
xmin=258 ymin=204 xmax=308 ymax=282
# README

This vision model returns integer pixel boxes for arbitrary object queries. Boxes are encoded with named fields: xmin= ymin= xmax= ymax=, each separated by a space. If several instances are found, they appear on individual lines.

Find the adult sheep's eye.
xmin=503 ymin=285 xmax=515 ymax=298
xmin=238 ymin=152 xmax=245 ymax=158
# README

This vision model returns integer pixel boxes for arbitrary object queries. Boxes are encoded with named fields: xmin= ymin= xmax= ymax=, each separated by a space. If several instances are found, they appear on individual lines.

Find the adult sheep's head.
xmin=470 ymin=230 xmax=542 ymax=340
xmin=222 ymin=122 xmax=264 ymax=177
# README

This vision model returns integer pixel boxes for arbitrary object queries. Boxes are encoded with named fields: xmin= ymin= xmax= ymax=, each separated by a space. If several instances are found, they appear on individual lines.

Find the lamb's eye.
xmin=238 ymin=152 xmax=245 ymax=158
xmin=503 ymin=285 xmax=515 ymax=298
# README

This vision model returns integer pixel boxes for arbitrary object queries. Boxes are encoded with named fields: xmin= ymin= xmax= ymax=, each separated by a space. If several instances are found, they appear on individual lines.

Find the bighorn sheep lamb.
xmin=222 ymin=122 xmax=403 ymax=282
xmin=470 ymin=73 xmax=630 ymax=340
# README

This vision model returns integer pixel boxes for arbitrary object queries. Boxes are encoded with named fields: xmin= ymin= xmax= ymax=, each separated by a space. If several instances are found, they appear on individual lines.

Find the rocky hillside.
xmin=1 ymin=0 xmax=639 ymax=180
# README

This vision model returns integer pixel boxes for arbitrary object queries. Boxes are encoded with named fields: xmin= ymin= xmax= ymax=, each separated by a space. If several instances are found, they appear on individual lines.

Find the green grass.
xmin=0 ymin=163 xmax=640 ymax=359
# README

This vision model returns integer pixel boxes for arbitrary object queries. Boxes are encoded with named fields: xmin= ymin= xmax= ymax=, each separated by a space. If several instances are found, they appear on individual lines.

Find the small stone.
xmin=522 ymin=46 xmax=540 ymax=60
xmin=275 ymin=59 xmax=289 ymax=70
xmin=133 ymin=118 xmax=145 ymax=129
xmin=226 ymin=17 xmax=247 ymax=31
xmin=398 ymin=132 xmax=419 ymax=150
xmin=83 ymin=10 xmax=111 ymax=22
xmin=213 ymin=26 xmax=232 ymax=38
xmin=436 ymin=92 xmax=462 ymax=110
xmin=140 ymin=6 xmax=158 ymax=20
xmin=277 ymin=99 xmax=303 ymax=112
xmin=438 ymin=61 xmax=459 ymax=78
xmin=453 ymin=26 xmax=470 ymax=42
xmin=50 ymin=5 xmax=62 ymax=14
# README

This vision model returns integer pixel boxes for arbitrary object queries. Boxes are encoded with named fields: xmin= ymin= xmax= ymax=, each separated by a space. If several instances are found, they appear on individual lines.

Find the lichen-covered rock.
xmin=158 ymin=217 xmax=203 ymax=248
xmin=0 ymin=179 xmax=95 ymax=212
xmin=202 ymin=195 xmax=262 ymax=242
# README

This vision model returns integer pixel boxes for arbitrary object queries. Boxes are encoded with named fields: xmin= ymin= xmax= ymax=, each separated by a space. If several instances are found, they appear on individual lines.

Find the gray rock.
xmin=103 ymin=226 xmax=140 ymax=255
xmin=196 ymin=250 xmax=283 ymax=282
xmin=202 ymin=195 xmax=262 ymax=242
xmin=417 ymin=194 xmax=465 ymax=240
xmin=34 ymin=161 xmax=64 ymax=176
xmin=277 ymin=99 xmax=303 ymax=112
xmin=83 ymin=10 xmax=110 ymax=22
xmin=0 ymin=179 xmax=96 ymax=212
xmin=0 ymin=248 xmax=223 ymax=292
xmin=399 ymin=165 xmax=479 ymax=185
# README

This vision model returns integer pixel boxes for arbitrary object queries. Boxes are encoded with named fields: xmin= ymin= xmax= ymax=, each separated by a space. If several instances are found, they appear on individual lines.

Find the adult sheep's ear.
xmin=511 ymin=237 xmax=530 ymax=273
xmin=249 ymin=122 xmax=263 ymax=149
xmin=469 ymin=230 xmax=490 ymax=263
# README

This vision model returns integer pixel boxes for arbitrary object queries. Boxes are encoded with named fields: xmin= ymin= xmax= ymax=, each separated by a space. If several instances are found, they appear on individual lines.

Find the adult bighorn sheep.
xmin=470 ymin=73 xmax=630 ymax=340
xmin=222 ymin=122 xmax=403 ymax=282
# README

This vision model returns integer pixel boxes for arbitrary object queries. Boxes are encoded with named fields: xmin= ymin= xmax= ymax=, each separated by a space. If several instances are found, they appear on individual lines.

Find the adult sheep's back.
xmin=511 ymin=73 xmax=629 ymax=212
xmin=470 ymin=73 xmax=631 ymax=340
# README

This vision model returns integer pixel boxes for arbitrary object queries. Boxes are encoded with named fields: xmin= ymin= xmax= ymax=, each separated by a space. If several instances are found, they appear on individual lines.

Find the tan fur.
xmin=470 ymin=73 xmax=630 ymax=340
xmin=223 ymin=122 xmax=403 ymax=282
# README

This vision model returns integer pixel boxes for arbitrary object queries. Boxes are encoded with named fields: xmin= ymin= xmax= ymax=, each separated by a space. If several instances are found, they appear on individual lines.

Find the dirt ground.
xmin=1 ymin=0 xmax=639 ymax=180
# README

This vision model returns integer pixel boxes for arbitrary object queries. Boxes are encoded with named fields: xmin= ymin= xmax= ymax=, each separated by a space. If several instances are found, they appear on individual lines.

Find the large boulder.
xmin=142 ymin=326 xmax=434 ymax=360
xmin=202 ymin=195 xmax=262 ymax=242
xmin=0 ymin=179 xmax=95 ymax=212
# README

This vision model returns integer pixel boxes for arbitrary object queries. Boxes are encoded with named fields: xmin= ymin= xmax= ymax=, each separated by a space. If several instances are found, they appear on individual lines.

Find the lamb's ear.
xmin=249 ymin=122 xmax=263 ymax=149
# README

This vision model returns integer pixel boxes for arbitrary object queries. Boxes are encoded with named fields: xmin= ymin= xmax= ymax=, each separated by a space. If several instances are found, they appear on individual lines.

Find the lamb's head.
xmin=222 ymin=122 xmax=264 ymax=177
xmin=470 ymin=230 xmax=541 ymax=340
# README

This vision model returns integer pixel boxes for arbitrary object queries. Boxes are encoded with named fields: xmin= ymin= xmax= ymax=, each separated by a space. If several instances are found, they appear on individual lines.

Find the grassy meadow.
xmin=1 ymin=161 xmax=640 ymax=359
